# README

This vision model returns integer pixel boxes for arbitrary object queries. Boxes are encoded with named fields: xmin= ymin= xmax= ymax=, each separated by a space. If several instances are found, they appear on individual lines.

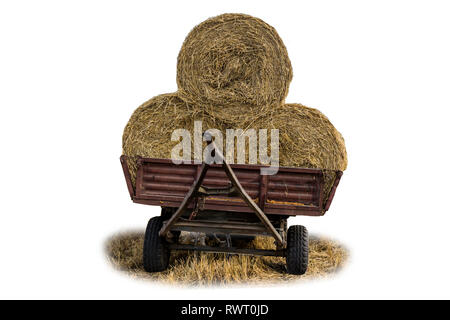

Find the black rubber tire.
xmin=143 ymin=217 xmax=170 ymax=272
xmin=161 ymin=207 xmax=174 ymax=220
xmin=286 ymin=225 xmax=309 ymax=275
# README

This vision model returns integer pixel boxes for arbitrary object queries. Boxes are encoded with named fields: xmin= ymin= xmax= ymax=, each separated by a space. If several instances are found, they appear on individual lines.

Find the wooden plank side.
xmin=120 ymin=155 xmax=135 ymax=199
xmin=130 ymin=156 xmax=332 ymax=216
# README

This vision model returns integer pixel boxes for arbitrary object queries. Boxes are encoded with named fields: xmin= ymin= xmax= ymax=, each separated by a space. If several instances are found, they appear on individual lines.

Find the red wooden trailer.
xmin=121 ymin=138 xmax=342 ymax=275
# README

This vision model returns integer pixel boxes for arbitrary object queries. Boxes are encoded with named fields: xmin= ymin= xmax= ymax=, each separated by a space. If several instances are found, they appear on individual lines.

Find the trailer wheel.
xmin=143 ymin=216 xmax=170 ymax=272
xmin=286 ymin=225 xmax=309 ymax=275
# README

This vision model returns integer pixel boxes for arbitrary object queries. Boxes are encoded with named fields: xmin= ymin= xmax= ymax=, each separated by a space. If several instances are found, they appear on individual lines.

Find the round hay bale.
xmin=236 ymin=103 xmax=348 ymax=171
xmin=176 ymin=13 xmax=293 ymax=109
xmin=232 ymin=103 xmax=347 ymax=203
xmin=122 ymin=92 xmax=221 ymax=183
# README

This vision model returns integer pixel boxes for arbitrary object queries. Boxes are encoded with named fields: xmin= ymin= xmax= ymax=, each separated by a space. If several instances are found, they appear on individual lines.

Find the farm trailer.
xmin=120 ymin=138 xmax=342 ymax=275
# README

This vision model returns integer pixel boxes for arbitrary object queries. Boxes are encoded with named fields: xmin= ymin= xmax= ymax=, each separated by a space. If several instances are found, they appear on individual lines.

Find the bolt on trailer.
xmin=120 ymin=137 xmax=342 ymax=275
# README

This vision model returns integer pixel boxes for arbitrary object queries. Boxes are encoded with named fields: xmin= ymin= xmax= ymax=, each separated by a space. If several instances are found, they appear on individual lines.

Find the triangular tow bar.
xmin=159 ymin=133 xmax=286 ymax=248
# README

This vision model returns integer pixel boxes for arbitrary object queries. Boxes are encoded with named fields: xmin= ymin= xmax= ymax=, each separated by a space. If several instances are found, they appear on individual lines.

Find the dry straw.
xmin=177 ymin=13 xmax=292 ymax=110
xmin=122 ymin=92 xmax=221 ymax=184
xmin=105 ymin=231 xmax=348 ymax=285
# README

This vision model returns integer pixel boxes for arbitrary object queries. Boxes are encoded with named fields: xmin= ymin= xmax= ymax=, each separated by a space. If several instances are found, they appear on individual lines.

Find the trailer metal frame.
xmin=120 ymin=138 xmax=343 ymax=261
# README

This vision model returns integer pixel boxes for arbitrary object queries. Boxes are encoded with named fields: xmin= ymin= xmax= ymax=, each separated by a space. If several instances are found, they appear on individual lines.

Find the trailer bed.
xmin=121 ymin=156 xmax=342 ymax=216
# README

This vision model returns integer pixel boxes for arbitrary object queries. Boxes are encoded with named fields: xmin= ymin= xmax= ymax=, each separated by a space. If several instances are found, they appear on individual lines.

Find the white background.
xmin=1 ymin=0 xmax=449 ymax=299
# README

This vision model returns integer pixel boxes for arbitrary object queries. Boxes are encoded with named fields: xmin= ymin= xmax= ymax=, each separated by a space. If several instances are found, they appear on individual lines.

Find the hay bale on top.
xmin=176 ymin=13 xmax=293 ymax=109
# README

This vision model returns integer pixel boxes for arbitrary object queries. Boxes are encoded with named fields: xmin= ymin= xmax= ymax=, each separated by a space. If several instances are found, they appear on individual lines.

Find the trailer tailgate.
xmin=121 ymin=157 xmax=342 ymax=216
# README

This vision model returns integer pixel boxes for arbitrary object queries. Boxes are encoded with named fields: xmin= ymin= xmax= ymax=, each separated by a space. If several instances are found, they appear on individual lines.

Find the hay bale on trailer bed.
xmin=233 ymin=103 xmax=347 ymax=172
xmin=122 ymin=92 xmax=223 ymax=184
xmin=122 ymin=96 xmax=347 ymax=203
xmin=231 ymin=103 xmax=347 ymax=203
xmin=176 ymin=13 xmax=293 ymax=111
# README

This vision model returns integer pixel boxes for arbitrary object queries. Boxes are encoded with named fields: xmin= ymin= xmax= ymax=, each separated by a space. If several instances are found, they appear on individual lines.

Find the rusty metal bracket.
xmin=198 ymin=183 xmax=236 ymax=196
xmin=159 ymin=162 xmax=209 ymax=237
xmin=168 ymin=244 xmax=286 ymax=257
xmin=324 ymin=171 xmax=343 ymax=212
xmin=120 ymin=155 xmax=135 ymax=199
xmin=159 ymin=134 xmax=286 ymax=248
